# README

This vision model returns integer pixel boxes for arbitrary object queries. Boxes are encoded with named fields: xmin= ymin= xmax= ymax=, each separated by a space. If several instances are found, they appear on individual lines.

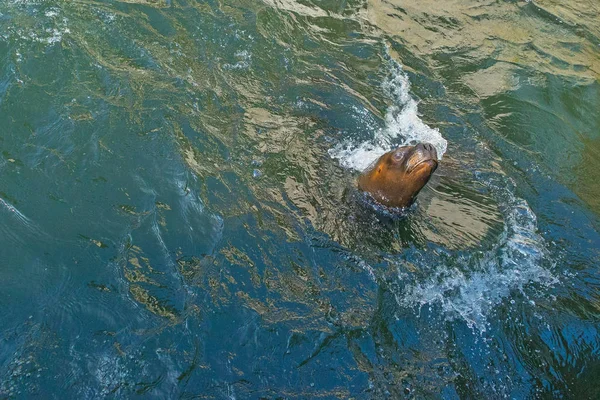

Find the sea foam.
xmin=328 ymin=54 xmax=447 ymax=172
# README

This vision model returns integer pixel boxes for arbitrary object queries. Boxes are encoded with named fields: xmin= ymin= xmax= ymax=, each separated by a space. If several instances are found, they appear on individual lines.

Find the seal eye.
xmin=392 ymin=150 xmax=405 ymax=163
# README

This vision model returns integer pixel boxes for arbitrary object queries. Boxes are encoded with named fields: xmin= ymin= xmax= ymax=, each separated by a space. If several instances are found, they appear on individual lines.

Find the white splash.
xmin=329 ymin=56 xmax=447 ymax=172
xmin=395 ymin=182 xmax=558 ymax=331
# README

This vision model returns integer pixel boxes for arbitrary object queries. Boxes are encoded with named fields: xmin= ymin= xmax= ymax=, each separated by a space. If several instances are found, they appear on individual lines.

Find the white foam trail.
xmin=396 ymin=183 xmax=558 ymax=332
xmin=0 ymin=196 xmax=32 ymax=225
xmin=329 ymin=56 xmax=447 ymax=172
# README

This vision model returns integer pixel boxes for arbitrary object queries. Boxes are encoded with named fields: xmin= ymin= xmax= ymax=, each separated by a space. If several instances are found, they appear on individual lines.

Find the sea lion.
xmin=358 ymin=143 xmax=438 ymax=209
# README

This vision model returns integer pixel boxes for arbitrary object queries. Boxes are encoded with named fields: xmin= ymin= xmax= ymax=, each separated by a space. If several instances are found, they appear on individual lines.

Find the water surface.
xmin=1 ymin=0 xmax=599 ymax=398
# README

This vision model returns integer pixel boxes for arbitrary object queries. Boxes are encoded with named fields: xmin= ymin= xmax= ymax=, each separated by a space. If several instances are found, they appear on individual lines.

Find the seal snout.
xmin=406 ymin=143 xmax=438 ymax=173
xmin=414 ymin=142 xmax=438 ymax=160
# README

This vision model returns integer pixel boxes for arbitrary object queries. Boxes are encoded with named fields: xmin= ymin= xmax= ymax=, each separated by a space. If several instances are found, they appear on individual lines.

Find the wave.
xmin=0 ymin=196 xmax=48 ymax=246
xmin=328 ymin=51 xmax=448 ymax=172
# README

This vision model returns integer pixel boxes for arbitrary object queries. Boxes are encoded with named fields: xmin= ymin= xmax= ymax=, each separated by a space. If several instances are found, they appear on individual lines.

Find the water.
xmin=0 ymin=0 xmax=599 ymax=398
xmin=329 ymin=53 xmax=448 ymax=170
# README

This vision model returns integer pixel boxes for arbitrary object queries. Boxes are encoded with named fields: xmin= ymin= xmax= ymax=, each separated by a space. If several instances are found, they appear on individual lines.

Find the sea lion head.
xmin=357 ymin=143 xmax=438 ymax=209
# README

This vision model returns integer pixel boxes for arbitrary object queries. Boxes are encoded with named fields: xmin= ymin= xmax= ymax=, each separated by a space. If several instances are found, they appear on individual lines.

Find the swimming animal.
xmin=357 ymin=143 xmax=438 ymax=209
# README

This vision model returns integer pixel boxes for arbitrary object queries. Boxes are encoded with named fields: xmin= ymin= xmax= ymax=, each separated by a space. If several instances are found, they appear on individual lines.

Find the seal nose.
xmin=415 ymin=143 xmax=437 ymax=158
xmin=416 ymin=143 xmax=433 ymax=152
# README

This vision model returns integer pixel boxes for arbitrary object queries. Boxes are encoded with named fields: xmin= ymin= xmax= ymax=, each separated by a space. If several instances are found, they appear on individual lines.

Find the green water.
xmin=1 ymin=0 xmax=599 ymax=398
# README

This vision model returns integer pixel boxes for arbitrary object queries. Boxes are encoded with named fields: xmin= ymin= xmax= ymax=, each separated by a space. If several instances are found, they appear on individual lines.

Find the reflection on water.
xmin=1 ymin=0 xmax=599 ymax=397
xmin=366 ymin=0 xmax=599 ymax=82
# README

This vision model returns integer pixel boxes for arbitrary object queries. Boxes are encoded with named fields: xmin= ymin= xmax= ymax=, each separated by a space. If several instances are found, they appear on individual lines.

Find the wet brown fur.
xmin=357 ymin=144 xmax=438 ymax=208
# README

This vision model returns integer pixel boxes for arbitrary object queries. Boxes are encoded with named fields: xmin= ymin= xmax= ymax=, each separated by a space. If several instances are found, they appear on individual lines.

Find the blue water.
xmin=1 ymin=0 xmax=600 ymax=398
